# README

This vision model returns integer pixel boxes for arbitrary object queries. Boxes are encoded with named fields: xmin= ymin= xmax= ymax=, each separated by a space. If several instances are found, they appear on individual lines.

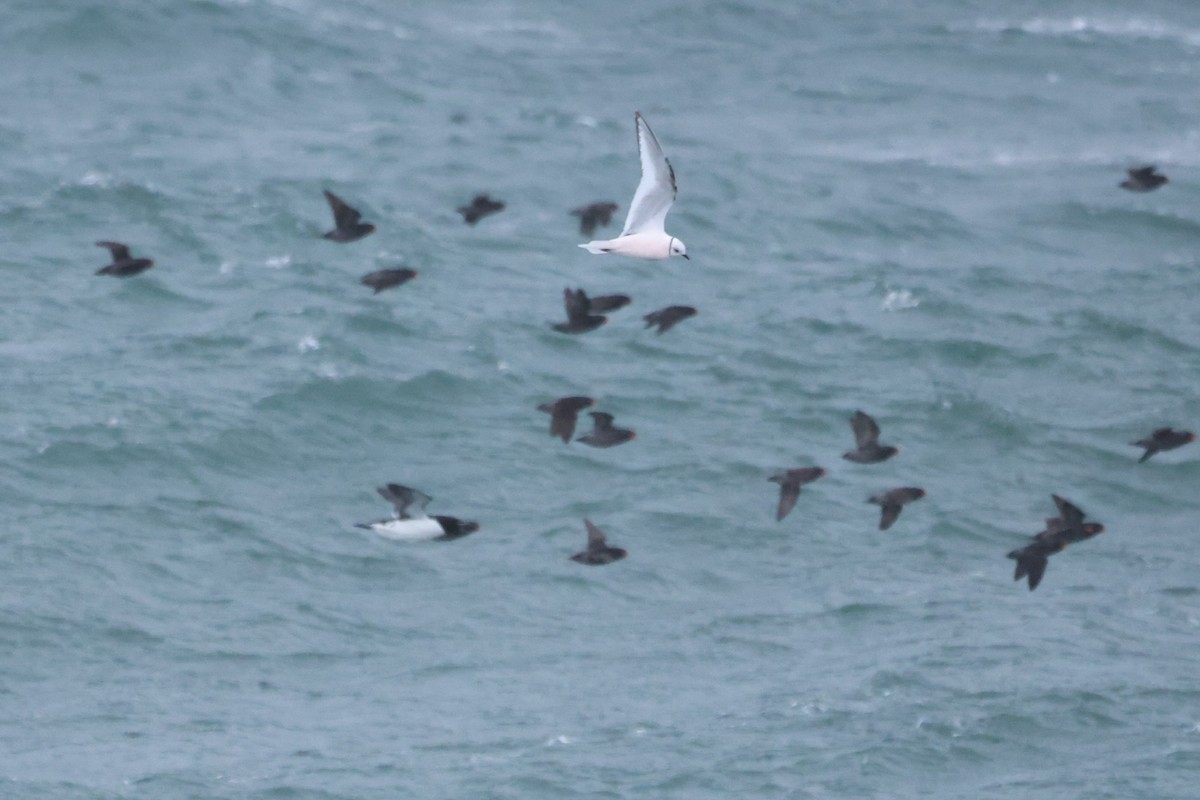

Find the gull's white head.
xmin=669 ymin=237 xmax=689 ymax=260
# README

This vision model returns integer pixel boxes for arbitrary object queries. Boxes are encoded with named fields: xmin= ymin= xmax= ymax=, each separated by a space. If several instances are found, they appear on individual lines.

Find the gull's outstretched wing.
xmin=620 ymin=112 xmax=677 ymax=236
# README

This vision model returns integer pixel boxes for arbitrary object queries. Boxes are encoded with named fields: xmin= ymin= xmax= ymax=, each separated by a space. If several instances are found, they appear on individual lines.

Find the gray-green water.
xmin=3 ymin=1 xmax=1200 ymax=798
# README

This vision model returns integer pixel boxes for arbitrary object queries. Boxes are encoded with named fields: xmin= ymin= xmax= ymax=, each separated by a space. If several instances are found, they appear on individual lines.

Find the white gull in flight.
xmin=579 ymin=112 xmax=688 ymax=261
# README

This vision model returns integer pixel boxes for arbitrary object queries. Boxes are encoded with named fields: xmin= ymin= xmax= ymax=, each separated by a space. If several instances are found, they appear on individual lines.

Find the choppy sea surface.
xmin=3 ymin=1 xmax=1200 ymax=798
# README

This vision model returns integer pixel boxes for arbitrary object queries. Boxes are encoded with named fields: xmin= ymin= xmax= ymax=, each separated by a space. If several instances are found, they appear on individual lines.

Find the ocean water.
xmin=3 ymin=0 xmax=1200 ymax=797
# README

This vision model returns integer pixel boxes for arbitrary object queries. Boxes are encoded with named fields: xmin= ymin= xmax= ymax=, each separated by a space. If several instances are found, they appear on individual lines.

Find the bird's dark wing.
xmin=376 ymin=483 xmax=432 ymax=519
xmin=584 ymin=519 xmax=607 ymax=552
xmin=550 ymin=406 xmax=578 ymax=443
xmin=850 ymin=411 xmax=880 ymax=448
xmin=1051 ymin=495 xmax=1085 ymax=533
xmin=96 ymin=241 xmax=131 ymax=261
xmin=324 ymin=190 xmax=361 ymax=229
xmin=776 ymin=480 xmax=800 ymax=521
xmin=563 ymin=288 xmax=589 ymax=322
xmin=589 ymin=411 xmax=615 ymax=431
xmin=1026 ymin=556 xmax=1048 ymax=590
xmin=878 ymin=503 xmax=902 ymax=531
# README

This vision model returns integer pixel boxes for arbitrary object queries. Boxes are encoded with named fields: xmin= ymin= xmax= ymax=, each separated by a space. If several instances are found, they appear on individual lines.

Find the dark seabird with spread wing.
xmin=537 ymin=396 xmax=595 ymax=443
xmin=553 ymin=288 xmax=607 ymax=334
xmin=768 ymin=467 xmax=826 ymax=521
xmin=571 ymin=202 xmax=619 ymax=237
xmin=1130 ymin=427 xmax=1195 ymax=463
xmin=1119 ymin=165 xmax=1168 ymax=192
xmin=643 ymin=305 xmax=697 ymax=335
xmin=570 ymin=519 xmax=628 ymax=565
xmin=577 ymin=412 xmax=635 ymax=448
xmin=457 ymin=194 xmax=505 ymax=225
xmin=1007 ymin=494 xmax=1103 ymax=590
xmin=322 ymin=190 xmax=376 ymax=242
xmin=354 ymin=483 xmax=479 ymax=541
xmin=868 ymin=487 xmax=925 ymax=530
xmin=842 ymin=411 xmax=898 ymax=464
xmin=95 ymin=241 xmax=154 ymax=277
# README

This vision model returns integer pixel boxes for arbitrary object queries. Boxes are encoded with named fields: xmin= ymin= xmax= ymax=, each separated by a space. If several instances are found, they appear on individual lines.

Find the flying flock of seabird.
xmin=91 ymin=112 xmax=1191 ymax=587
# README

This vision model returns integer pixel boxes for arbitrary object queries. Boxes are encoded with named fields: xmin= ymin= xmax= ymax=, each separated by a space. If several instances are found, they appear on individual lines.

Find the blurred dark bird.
xmin=1119 ymin=165 xmax=1168 ymax=192
xmin=322 ymin=190 xmax=376 ymax=242
xmin=577 ymin=411 xmax=635 ymax=448
xmin=768 ymin=467 xmax=826 ymax=521
xmin=643 ymin=305 xmax=697 ymax=335
xmin=868 ymin=487 xmax=925 ymax=530
xmin=360 ymin=268 xmax=417 ymax=294
xmin=457 ymin=194 xmax=505 ymax=225
xmin=537 ymin=396 xmax=595 ymax=443
xmin=553 ymin=288 xmax=607 ymax=334
xmin=1130 ymin=427 xmax=1195 ymax=463
xmin=570 ymin=519 xmax=628 ymax=565
xmin=571 ymin=202 xmax=619 ymax=237
xmin=1007 ymin=494 xmax=1104 ymax=591
xmin=95 ymin=241 xmax=154 ymax=277
xmin=842 ymin=411 xmax=898 ymax=464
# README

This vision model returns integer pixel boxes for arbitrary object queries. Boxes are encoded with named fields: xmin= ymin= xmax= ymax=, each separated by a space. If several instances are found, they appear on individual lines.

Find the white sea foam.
xmin=882 ymin=289 xmax=919 ymax=311
xmin=79 ymin=171 xmax=111 ymax=187
xmin=964 ymin=16 xmax=1200 ymax=47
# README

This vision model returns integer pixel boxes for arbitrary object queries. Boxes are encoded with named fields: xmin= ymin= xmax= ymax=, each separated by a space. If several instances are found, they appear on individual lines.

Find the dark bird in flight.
xmin=868 ymin=487 xmax=925 ymax=530
xmin=843 ymin=411 xmax=898 ymax=464
xmin=553 ymin=288 xmax=607 ymax=334
xmin=360 ymin=268 xmax=417 ymax=294
xmin=768 ymin=467 xmax=826 ymax=521
xmin=570 ymin=519 xmax=628 ymax=565
xmin=1130 ymin=427 xmax=1195 ymax=463
xmin=577 ymin=411 xmax=635 ymax=448
xmin=571 ymin=202 xmax=619 ymax=237
xmin=1007 ymin=494 xmax=1104 ymax=591
xmin=322 ymin=190 xmax=376 ymax=242
xmin=1119 ymin=165 xmax=1168 ymax=192
xmin=457 ymin=194 xmax=505 ymax=225
xmin=537 ymin=396 xmax=595 ymax=443
xmin=643 ymin=305 xmax=697 ymax=335
xmin=95 ymin=241 xmax=154 ymax=277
